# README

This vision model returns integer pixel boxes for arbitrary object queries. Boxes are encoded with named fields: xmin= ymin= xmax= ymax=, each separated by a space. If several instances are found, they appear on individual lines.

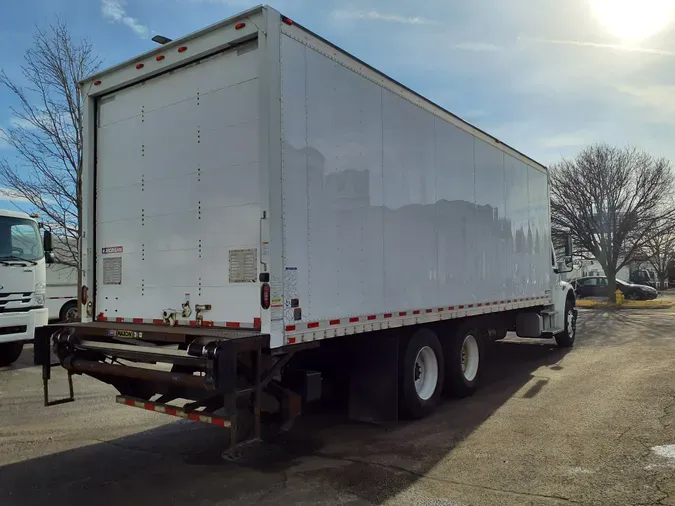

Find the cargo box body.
xmin=80 ymin=6 xmax=552 ymax=350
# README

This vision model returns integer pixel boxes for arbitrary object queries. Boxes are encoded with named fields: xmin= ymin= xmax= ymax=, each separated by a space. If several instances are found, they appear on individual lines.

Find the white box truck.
xmin=46 ymin=263 xmax=78 ymax=322
xmin=0 ymin=210 xmax=51 ymax=366
xmin=38 ymin=6 xmax=577 ymax=447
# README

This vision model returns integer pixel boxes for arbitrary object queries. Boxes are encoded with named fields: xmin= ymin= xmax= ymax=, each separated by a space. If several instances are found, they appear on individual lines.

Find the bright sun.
xmin=590 ymin=0 xmax=675 ymax=41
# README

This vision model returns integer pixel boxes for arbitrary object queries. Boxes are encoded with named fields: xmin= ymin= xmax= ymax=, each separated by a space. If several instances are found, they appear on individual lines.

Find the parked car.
xmin=629 ymin=269 xmax=657 ymax=289
xmin=570 ymin=276 xmax=658 ymax=300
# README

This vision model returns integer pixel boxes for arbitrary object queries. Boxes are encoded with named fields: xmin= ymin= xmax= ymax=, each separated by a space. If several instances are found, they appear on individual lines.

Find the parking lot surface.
xmin=2 ymin=308 xmax=675 ymax=506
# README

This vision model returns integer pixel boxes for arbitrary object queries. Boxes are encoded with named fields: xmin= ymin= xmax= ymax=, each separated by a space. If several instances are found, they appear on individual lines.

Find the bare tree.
xmin=0 ymin=20 xmax=100 ymax=267
xmin=550 ymin=144 xmax=675 ymax=302
xmin=640 ymin=219 xmax=675 ymax=289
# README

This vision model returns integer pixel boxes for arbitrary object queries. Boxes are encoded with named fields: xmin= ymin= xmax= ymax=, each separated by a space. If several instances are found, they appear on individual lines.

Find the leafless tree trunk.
xmin=0 ymin=20 xmax=100 ymax=267
xmin=550 ymin=144 xmax=675 ymax=302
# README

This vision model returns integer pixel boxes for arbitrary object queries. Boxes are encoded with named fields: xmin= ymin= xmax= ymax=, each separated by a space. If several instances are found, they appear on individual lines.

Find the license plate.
xmin=106 ymin=329 xmax=137 ymax=338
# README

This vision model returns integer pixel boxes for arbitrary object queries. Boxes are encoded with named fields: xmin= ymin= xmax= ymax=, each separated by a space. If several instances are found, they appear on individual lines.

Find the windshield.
xmin=0 ymin=216 xmax=44 ymax=262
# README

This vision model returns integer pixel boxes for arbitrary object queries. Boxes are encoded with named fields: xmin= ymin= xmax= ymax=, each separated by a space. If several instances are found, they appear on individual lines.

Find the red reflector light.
xmin=261 ymin=282 xmax=270 ymax=310
xmin=235 ymin=22 xmax=246 ymax=30
xmin=81 ymin=285 xmax=88 ymax=305
xmin=93 ymin=80 xmax=101 ymax=86
xmin=177 ymin=46 xmax=187 ymax=53
xmin=136 ymin=63 xmax=144 ymax=69
xmin=156 ymin=55 xmax=165 ymax=61
xmin=282 ymin=16 xmax=293 ymax=25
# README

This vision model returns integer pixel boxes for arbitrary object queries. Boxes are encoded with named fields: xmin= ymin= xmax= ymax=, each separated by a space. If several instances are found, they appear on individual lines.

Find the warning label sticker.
xmin=102 ymin=246 xmax=123 ymax=255
xmin=102 ymin=256 xmax=122 ymax=285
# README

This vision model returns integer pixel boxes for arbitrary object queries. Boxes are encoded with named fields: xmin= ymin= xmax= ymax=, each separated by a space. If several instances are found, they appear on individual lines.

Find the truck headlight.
xmin=35 ymin=281 xmax=46 ymax=307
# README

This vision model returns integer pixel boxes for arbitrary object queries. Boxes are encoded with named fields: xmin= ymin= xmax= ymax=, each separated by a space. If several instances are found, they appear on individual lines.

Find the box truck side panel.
xmin=95 ymin=42 xmax=263 ymax=325
xmin=280 ymin=34 xmax=386 ymax=324
xmin=280 ymin=29 xmax=552 ymax=328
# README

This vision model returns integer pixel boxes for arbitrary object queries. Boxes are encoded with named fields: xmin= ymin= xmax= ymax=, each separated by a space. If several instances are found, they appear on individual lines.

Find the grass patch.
xmin=576 ymin=299 xmax=673 ymax=309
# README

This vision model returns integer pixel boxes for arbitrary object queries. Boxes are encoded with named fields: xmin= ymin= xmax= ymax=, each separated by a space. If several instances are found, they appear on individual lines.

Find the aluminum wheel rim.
xmin=414 ymin=346 xmax=439 ymax=401
xmin=461 ymin=335 xmax=479 ymax=382
xmin=567 ymin=310 xmax=575 ymax=339
xmin=65 ymin=306 xmax=78 ymax=321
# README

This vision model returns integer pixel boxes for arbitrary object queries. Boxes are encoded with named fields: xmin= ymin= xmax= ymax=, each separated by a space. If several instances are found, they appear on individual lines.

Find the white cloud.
xmin=453 ymin=42 xmax=503 ymax=52
xmin=101 ymin=0 xmax=149 ymax=39
xmin=10 ymin=117 xmax=37 ymax=130
xmin=615 ymin=84 xmax=675 ymax=119
xmin=520 ymin=37 xmax=675 ymax=57
xmin=539 ymin=131 xmax=597 ymax=149
xmin=0 ymin=188 xmax=32 ymax=203
xmin=332 ymin=10 xmax=438 ymax=25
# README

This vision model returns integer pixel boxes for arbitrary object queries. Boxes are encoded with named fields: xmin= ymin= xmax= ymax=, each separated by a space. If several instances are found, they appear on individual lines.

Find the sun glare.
xmin=590 ymin=0 xmax=675 ymax=41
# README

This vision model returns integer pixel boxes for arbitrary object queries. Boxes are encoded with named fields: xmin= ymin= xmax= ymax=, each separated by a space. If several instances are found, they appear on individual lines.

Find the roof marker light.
xmin=93 ymin=80 xmax=101 ymax=86
xmin=177 ymin=46 xmax=187 ymax=53
xmin=235 ymin=22 xmax=246 ymax=30
xmin=136 ymin=63 xmax=144 ymax=69
xmin=156 ymin=55 xmax=165 ymax=61
xmin=152 ymin=35 xmax=172 ymax=45
xmin=281 ymin=16 xmax=293 ymax=25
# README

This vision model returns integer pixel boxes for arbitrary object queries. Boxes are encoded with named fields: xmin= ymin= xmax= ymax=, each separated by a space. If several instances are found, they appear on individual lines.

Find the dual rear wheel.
xmin=399 ymin=324 xmax=484 ymax=419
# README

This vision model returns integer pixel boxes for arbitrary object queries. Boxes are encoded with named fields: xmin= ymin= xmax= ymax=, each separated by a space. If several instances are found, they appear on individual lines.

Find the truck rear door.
xmin=95 ymin=40 xmax=262 ymax=328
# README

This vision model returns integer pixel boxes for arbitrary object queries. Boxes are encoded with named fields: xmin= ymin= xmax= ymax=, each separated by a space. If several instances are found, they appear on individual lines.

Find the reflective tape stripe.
xmin=96 ymin=316 xmax=257 ymax=329
xmin=117 ymin=396 xmax=231 ymax=428
xmin=283 ymin=295 xmax=553 ymax=344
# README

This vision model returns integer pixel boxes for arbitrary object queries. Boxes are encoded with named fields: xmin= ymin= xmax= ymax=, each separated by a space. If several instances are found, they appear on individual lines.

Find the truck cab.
xmin=0 ymin=210 xmax=50 ymax=366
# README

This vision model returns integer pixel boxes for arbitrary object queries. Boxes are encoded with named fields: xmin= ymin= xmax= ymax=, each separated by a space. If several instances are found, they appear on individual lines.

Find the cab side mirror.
xmin=43 ymin=231 xmax=54 ymax=264
xmin=564 ymin=235 xmax=573 ymax=265
xmin=43 ymin=230 xmax=52 ymax=252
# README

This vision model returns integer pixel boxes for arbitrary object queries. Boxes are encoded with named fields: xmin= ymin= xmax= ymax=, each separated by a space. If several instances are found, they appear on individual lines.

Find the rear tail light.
xmin=81 ymin=285 xmax=89 ymax=305
xmin=261 ymin=283 xmax=270 ymax=310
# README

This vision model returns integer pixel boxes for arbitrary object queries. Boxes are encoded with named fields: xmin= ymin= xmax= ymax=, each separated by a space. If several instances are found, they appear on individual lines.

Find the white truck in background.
xmin=46 ymin=263 xmax=78 ymax=322
xmin=38 ymin=6 xmax=577 ymax=448
xmin=0 ymin=210 xmax=51 ymax=366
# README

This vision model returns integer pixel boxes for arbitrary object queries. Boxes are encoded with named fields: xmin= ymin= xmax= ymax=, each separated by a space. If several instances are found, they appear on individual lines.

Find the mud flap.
xmin=347 ymin=332 xmax=399 ymax=423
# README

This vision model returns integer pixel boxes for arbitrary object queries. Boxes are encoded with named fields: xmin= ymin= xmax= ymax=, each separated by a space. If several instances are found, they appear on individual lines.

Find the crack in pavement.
xmin=658 ymin=395 xmax=675 ymax=429
xmin=655 ymin=471 xmax=674 ymax=506
xmin=315 ymin=452 xmax=581 ymax=504
xmin=94 ymin=438 xmax=170 ymax=458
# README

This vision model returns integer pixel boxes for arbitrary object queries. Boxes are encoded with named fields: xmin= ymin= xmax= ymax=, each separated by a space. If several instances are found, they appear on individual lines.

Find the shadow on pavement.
xmin=576 ymin=307 xmax=675 ymax=347
xmin=0 ymin=338 xmax=570 ymax=506
xmin=0 ymin=345 xmax=36 ymax=372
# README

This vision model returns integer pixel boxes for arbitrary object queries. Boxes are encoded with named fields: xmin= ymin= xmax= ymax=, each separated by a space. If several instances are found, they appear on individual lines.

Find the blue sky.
xmin=2 ymin=0 xmax=675 ymax=209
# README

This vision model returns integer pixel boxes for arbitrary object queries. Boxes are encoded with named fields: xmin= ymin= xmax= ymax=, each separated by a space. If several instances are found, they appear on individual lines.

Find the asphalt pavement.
xmin=1 ymin=308 xmax=675 ymax=506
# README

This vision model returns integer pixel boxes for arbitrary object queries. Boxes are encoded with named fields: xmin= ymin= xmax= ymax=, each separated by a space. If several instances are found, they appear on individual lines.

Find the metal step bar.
xmin=35 ymin=321 xmax=282 ymax=450
xmin=117 ymin=395 xmax=232 ymax=427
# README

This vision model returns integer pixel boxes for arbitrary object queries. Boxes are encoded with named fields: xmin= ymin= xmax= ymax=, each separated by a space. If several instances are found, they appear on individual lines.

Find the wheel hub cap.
xmin=461 ymin=335 xmax=479 ymax=382
xmin=413 ymin=346 xmax=439 ymax=401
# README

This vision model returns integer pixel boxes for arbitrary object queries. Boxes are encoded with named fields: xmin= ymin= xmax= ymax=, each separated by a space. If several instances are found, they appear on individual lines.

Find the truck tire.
xmin=0 ymin=342 xmax=24 ymax=367
xmin=399 ymin=329 xmax=444 ymax=419
xmin=444 ymin=324 xmax=484 ymax=397
xmin=555 ymin=300 xmax=576 ymax=348
xmin=59 ymin=300 xmax=79 ymax=322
